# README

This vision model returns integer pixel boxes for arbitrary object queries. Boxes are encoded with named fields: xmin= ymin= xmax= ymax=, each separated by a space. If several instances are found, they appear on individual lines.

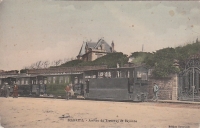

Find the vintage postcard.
xmin=0 ymin=0 xmax=200 ymax=128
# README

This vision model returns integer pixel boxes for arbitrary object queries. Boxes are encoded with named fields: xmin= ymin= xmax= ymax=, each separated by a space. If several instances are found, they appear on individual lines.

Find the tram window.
xmin=25 ymin=80 xmax=28 ymax=85
xmin=128 ymin=71 xmax=130 ymax=78
xmin=129 ymin=85 xmax=134 ymax=93
xmin=17 ymin=80 xmax=20 ymax=85
xmin=0 ymin=80 xmax=1 ymax=84
xmin=141 ymin=73 xmax=147 ymax=80
xmin=74 ymin=78 xmax=78 ymax=84
xmin=39 ymin=80 xmax=43 ymax=84
xmin=47 ymin=77 xmax=50 ymax=84
xmin=53 ymin=77 xmax=56 ymax=84
xmin=44 ymin=80 xmax=47 ymax=84
xmin=92 ymin=75 xmax=96 ymax=78
xmin=148 ymin=69 xmax=153 ymax=76
xmin=67 ymin=77 xmax=70 ymax=83
xmin=86 ymin=80 xmax=89 ymax=93
xmin=59 ymin=77 xmax=63 ymax=83
xmin=100 ymin=72 xmax=103 ymax=77
xmin=137 ymin=71 xmax=142 ymax=78
xmin=21 ymin=79 xmax=24 ymax=85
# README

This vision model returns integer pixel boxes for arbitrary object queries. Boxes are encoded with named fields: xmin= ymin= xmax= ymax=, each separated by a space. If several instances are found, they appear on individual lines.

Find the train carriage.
xmin=45 ymin=73 xmax=83 ymax=98
xmin=0 ymin=76 xmax=17 ymax=96
xmin=0 ymin=65 xmax=149 ymax=102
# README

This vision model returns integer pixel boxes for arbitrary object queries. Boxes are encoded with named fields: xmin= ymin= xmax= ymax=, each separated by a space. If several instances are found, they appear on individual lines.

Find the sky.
xmin=0 ymin=0 xmax=200 ymax=70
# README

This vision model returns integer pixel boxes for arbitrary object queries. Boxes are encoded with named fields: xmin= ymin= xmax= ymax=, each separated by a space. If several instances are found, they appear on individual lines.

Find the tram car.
xmin=45 ymin=73 xmax=83 ymax=98
xmin=0 ymin=77 xmax=16 ymax=96
xmin=82 ymin=66 xmax=148 ymax=101
xmin=0 ymin=65 xmax=149 ymax=101
xmin=0 ymin=75 xmax=34 ymax=97
xmin=0 ymin=73 xmax=83 ymax=98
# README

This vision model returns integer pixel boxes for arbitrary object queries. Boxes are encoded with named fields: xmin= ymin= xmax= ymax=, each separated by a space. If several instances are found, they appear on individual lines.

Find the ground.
xmin=0 ymin=97 xmax=200 ymax=128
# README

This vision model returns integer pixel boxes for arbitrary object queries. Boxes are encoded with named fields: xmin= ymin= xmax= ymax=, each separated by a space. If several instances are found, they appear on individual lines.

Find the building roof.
xmin=77 ymin=42 xmax=86 ymax=57
xmin=87 ymin=42 xmax=97 ymax=48
xmin=77 ymin=38 xmax=114 ymax=57
xmin=95 ymin=39 xmax=112 ymax=53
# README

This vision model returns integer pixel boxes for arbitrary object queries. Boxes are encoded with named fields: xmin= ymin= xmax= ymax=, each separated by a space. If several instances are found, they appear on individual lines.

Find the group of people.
xmin=0 ymin=83 xmax=18 ymax=98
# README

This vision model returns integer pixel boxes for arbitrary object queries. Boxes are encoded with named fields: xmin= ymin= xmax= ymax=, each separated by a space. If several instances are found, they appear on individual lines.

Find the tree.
xmin=43 ymin=61 xmax=50 ymax=68
xmin=144 ymin=47 xmax=180 ymax=78
xmin=52 ymin=59 xmax=62 ymax=66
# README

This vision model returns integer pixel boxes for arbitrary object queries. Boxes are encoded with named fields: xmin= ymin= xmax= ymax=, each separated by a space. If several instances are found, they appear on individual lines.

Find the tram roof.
xmin=37 ymin=72 xmax=83 ymax=76
xmin=83 ymin=66 xmax=147 ymax=72
xmin=7 ymin=74 xmax=38 ymax=78
xmin=0 ymin=72 xmax=83 ymax=79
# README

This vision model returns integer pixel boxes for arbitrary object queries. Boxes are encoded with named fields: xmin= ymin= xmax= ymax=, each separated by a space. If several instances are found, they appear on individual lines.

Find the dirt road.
xmin=0 ymin=97 xmax=200 ymax=128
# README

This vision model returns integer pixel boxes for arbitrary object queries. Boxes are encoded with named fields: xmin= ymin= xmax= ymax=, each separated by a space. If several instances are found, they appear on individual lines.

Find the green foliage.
xmin=144 ymin=47 xmax=180 ymax=78
xmin=175 ymin=41 xmax=200 ymax=68
xmin=142 ymin=40 xmax=200 ymax=78
xmin=89 ymin=52 xmax=129 ymax=68
xmin=20 ymin=69 xmax=28 ymax=73
xmin=57 ymin=52 xmax=129 ymax=68
xmin=59 ymin=60 xmax=83 ymax=67
xmin=130 ymin=52 xmax=153 ymax=66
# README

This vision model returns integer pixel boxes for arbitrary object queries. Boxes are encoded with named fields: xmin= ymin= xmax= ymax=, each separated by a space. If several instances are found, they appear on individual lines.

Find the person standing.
xmin=153 ymin=83 xmax=159 ymax=101
xmin=5 ymin=83 xmax=10 ymax=98
xmin=13 ymin=84 xmax=18 ymax=98
xmin=0 ymin=85 xmax=5 ymax=97
xmin=65 ymin=84 xmax=71 ymax=100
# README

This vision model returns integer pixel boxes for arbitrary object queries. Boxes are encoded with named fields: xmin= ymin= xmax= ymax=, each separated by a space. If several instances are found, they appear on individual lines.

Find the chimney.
xmin=111 ymin=41 xmax=114 ymax=52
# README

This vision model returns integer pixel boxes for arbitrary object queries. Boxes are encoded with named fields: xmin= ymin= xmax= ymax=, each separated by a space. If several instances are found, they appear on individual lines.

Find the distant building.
xmin=77 ymin=38 xmax=115 ymax=61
